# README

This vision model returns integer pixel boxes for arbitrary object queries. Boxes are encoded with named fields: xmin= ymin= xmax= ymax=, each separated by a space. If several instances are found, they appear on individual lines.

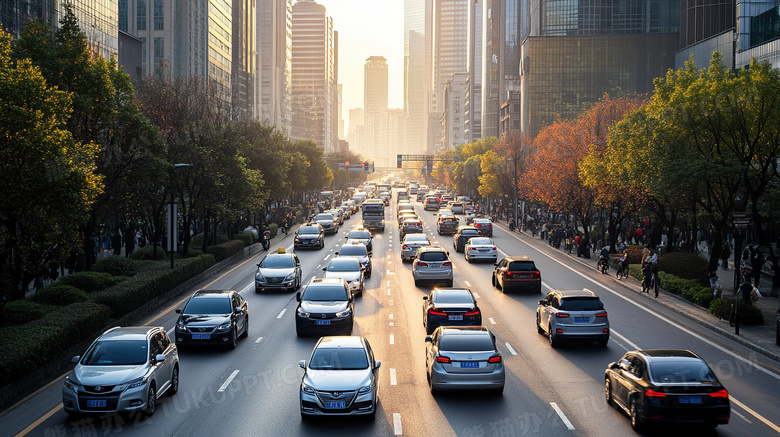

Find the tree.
xmin=291 ymin=140 xmax=333 ymax=191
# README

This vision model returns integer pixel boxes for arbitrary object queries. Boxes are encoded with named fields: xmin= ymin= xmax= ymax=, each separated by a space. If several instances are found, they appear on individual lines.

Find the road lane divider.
xmin=276 ymin=308 xmax=286 ymax=319
xmin=217 ymin=370 xmax=240 ymax=393
xmin=255 ymin=336 xmax=264 ymax=344
xmin=505 ymin=342 xmax=517 ymax=356
xmin=489 ymin=318 xmax=496 ymax=325
xmin=390 ymin=368 xmax=397 ymax=385
xmin=393 ymin=413 xmax=403 ymax=435
xmin=390 ymin=334 xmax=395 ymax=345
xmin=550 ymin=402 xmax=575 ymax=430
xmin=464 ymin=281 xmax=471 ymax=287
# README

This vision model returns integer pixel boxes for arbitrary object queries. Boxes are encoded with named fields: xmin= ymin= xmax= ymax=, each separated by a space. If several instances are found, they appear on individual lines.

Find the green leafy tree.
xmin=291 ymin=140 xmax=334 ymax=191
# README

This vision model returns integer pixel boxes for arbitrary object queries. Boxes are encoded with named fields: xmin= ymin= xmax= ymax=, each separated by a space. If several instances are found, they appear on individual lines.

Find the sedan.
xmin=322 ymin=257 xmax=365 ymax=295
xmin=336 ymin=242 xmax=372 ymax=277
xmin=295 ymin=278 xmax=354 ymax=336
xmin=471 ymin=218 xmax=493 ymax=237
xmin=314 ymin=213 xmax=338 ymax=235
xmin=255 ymin=249 xmax=302 ymax=292
xmin=422 ymin=288 xmax=482 ymax=335
xmin=345 ymin=228 xmax=373 ymax=254
xmin=412 ymin=246 xmax=453 ymax=287
xmin=452 ymin=226 xmax=480 ymax=253
xmin=294 ymin=224 xmax=325 ymax=250
xmin=400 ymin=218 xmax=424 ymax=239
xmin=397 ymin=211 xmax=419 ymax=225
xmin=401 ymin=233 xmax=432 ymax=261
xmin=425 ymin=326 xmax=504 ymax=394
xmin=464 ymin=237 xmax=498 ymax=263
xmin=536 ymin=288 xmax=609 ymax=347
xmin=174 ymin=290 xmax=249 ymax=349
xmin=605 ymin=350 xmax=730 ymax=431
xmin=299 ymin=336 xmax=381 ymax=420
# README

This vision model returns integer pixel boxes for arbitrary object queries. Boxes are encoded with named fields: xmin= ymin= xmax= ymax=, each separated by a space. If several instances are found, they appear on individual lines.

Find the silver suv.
xmin=536 ymin=289 xmax=609 ymax=347
xmin=413 ymin=246 xmax=453 ymax=287
xmin=62 ymin=326 xmax=179 ymax=417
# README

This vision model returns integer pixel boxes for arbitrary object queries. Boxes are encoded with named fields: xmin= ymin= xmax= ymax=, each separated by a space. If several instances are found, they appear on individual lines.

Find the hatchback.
xmin=422 ymin=288 xmax=482 ymax=334
xmin=464 ymin=237 xmax=497 ymax=263
xmin=536 ymin=289 xmax=609 ymax=346
xmin=63 ymin=326 xmax=179 ymax=417
xmin=492 ymin=256 xmax=542 ymax=293
xmin=400 ymin=218 xmax=424 ymax=238
xmin=401 ymin=233 xmax=432 ymax=261
xmin=322 ymin=257 xmax=365 ymax=295
xmin=299 ymin=336 xmax=381 ymax=420
xmin=425 ymin=326 xmax=504 ymax=394
xmin=605 ymin=350 xmax=730 ymax=431
xmin=471 ymin=218 xmax=493 ymax=237
xmin=174 ymin=290 xmax=249 ymax=349
xmin=295 ymin=278 xmax=354 ymax=336
xmin=452 ymin=226 xmax=480 ymax=252
xmin=413 ymin=246 xmax=453 ymax=287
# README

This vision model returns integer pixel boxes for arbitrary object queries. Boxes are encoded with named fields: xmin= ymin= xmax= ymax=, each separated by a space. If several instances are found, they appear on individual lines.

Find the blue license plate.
xmin=449 ymin=315 xmax=463 ymax=321
xmin=678 ymin=396 xmax=702 ymax=404
xmin=86 ymin=399 xmax=107 ymax=408
xmin=324 ymin=401 xmax=345 ymax=409
xmin=574 ymin=317 xmax=590 ymax=323
xmin=192 ymin=334 xmax=211 ymax=340
xmin=460 ymin=361 xmax=479 ymax=368
xmin=315 ymin=320 xmax=331 ymax=325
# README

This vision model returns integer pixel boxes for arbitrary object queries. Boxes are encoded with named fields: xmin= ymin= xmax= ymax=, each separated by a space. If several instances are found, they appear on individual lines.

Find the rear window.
xmin=439 ymin=334 xmax=495 ymax=352
xmin=559 ymin=297 xmax=603 ymax=311
xmin=339 ymin=246 xmax=367 ymax=256
xmin=649 ymin=360 xmax=717 ymax=384
xmin=433 ymin=290 xmax=473 ymax=304
xmin=419 ymin=251 xmax=447 ymax=261
xmin=508 ymin=261 xmax=536 ymax=272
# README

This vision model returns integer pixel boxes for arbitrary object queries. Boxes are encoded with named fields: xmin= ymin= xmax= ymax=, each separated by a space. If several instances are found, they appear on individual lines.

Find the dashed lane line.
xmin=390 ymin=368 xmax=397 ymax=385
xmin=218 ymin=370 xmax=240 ymax=393
xmin=550 ymin=402 xmax=575 ymax=430
xmin=505 ymin=342 xmax=517 ymax=356
xmin=390 ymin=334 xmax=395 ymax=345
xmin=255 ymin=336 xmax=265 ymax=344
xmin=276 ymin=308 xmax=286 ymax=319
xmin=489 ymin=318 xmax=496 ymax=325
xmin=393 ymin=413 xmax=403 ymax=435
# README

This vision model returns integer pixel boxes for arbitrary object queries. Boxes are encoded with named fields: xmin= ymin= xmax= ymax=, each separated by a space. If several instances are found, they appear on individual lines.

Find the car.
xmin=449 ymin=202 xmax=465 ymax=214
xmin=299 ymin=336 xmax=381 ymax=420
xmin=255 ymin=249 xmax=302 ymax=292
xmin=422 ymin=288 xmax=482 ymax=334
xmin=536 ymin=288 xmax=609 ymax=347
xmin=338 ymin=204 xmax=352 ymax=219
xmin=174 ymin=290 xmax=249 ymax=349
xmin=62 ymin=326 xmax=179 ymax=417
xmin=342 ymin=200 xmax=358 ymax=214
xmin=437 ymin=208 xmax=454 ymax=220
xmin=464 ymin=237 xmax=497 ymax=263
xmin=437 ymin=216 xmax=460 ymax=235
xmin=425 ymin=326 xmax=504 ymax=394
xmin=336 ymin=242 xmax=372 ymax=277
xmin=379 ymin=191 xmax=391 ymax=205
xmin=492 ymin=256 xmax=542 ymax=293
xmin=397 ymin=203 xmax=415 ymax=216
xmin=471 ymin=218 xmax=493 ymax=236
xmin=322 ymin=256 xmax=365 ymax=295
xmin=294 ymin=224 xmax=325 ymax=250
xmin=605 ymin=350 xmax=730 ymax=431
xmin=345 ymin=228 xmax=373 ymax=254
xmin=416 ymin=191 xmax=426 ymax=201
xmin=327 ymin=209 xmax=345 ymax=226
xmin=400 ymin=218 xmax=424 ymax=239
xmin=314 ymin=213 xmax=338 ymax=235
xmin=401 ymin=233 xmax=431 ymax=261
xmin=424 ymin=196 xmax=440 ymax=211
xmin=397 ymin=190 xmax=410 ymax=202
xmin=295 ymin=278 xmax=354 ymax=336
xmin=397 ymin=210 xmax=419 ymax=225
xmin=413 ymin=246 xmax=453 ymax=287
xmin=452 ymin=226 xmax=480 ymax=252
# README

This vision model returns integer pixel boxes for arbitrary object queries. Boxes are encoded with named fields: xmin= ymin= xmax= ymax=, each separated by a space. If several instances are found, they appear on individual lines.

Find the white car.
xmin=322 ymin=257 xmax=365 ymax=295
xmin=401 ymin=233 xmax=431 ymax=261
xmin=464 ymin=237 xmax=498 ymax=263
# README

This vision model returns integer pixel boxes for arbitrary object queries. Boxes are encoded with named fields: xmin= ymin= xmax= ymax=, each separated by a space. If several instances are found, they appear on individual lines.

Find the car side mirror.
xmin=609 ymin=362 xmax=619 ymax=370
xmin=154 ymin=354 xmax=166 ymax=364
xmin=539 ymin=300 xmax=547 ymax=306
xmin=296 ymin=292 xmax=302 ymax=302
xmin=257 ymin=263 xmax=261 ymax=267
xmin=322 ymin=267 xmax=326 ymax=271
xmin=234 ymin=307 xmax=243 ymax=314
xmin=70 ymin=356 xmax=80 ymax=364
xmin=175 ymin=308 xmax=182 ymax=314
xmin=424 ymin=336 xmax=432 ymax=343
xmin=335 ymin=252 xmax=339 ymax=256
xmin=422 ymin=296 xmax=428 ymax=300
xmin=299 ymin=360 xmax=306 ymax=369
xmin=494 ymin=263 xmax=499 ymax=267
xmin=375 ymin=360 xmax=382 ymax=369
xmin=348 ymin=295 xmax=354 ymax=303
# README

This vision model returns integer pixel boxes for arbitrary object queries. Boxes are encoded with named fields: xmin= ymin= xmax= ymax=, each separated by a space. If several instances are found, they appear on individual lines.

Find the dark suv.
xmin=296 ymin=278 xmax=354 ymax=336
xmin=174 ymin=290 xmax=249 ymax=349
xmin=452 ymin=226 xmax=480 ymax=252
xmin=492 ymin=256 xmax=542 ymax=293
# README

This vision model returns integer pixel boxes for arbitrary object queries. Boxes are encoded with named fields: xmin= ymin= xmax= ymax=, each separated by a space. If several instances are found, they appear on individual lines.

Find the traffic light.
xmin=345 ymin=161 xmax=350 ymax=166
xmin=427 ymin=160 xmax=433 ymax=174
xmin=397 ymin=155 xmax=402 ymax=169
xmin=361 ymin=162 xmax=367 ymax=170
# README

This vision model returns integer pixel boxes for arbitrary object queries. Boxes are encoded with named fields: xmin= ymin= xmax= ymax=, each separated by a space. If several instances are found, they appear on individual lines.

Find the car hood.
xmin=315 ymin=220 xmax=334 ymax=226
xmin=324 ymin=271 xmax=362 ymax=282
xmin=179 ymin=314 xmax=230 ymax=326
xmin=303 ymin=369 xmax=372 ymax=391
xmin=300 ymin=301 xmax=349 ymax=313
xmin=72 ymin=365 xmax=148 ymax=386
xmin=258 ymin=267 xmax=295 ymax=276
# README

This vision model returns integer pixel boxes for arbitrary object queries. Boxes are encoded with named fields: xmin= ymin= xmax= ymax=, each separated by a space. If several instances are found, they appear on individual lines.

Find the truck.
xmin=362 ymin=201 xmax=385 ymax=231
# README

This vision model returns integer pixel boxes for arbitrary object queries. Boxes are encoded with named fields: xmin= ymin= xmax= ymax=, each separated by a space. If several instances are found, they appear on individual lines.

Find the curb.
xmin=496 ymin=223 xmax=780 ymax=364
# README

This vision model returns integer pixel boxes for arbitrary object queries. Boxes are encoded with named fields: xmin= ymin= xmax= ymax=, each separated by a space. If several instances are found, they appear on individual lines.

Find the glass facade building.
xmin=529 ymin=0 xmax=679 ymax=36
xmin=404 ymin=0 xmax=427 ymax=153
xmin=257 ymin=0 xmax=293 ymax=134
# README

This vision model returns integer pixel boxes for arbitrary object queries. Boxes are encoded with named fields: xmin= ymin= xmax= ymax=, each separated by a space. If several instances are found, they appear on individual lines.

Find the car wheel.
xmin=228 ymin=328 xmax=237 ymax=350
xmin=255 ymin=286 xmax=261 ymax=294
xmin=144 ymin=385 xmax=156 ymax=416
xmin=536 ymin=314 xmax=544 ymax=334
xmin=296 ymin=277 xmax=302 ymax=290
xmin=492 ymin=385 xmax=504 ymax=395
xmin=446 ymin=280 xmax=453 ymax=287
xmin=605 ymin=379 xmax=613 ymax=405
xmin=296 ymin=326 xmax=304 ymax=337
xmin=630 ymin=401 xmax=644 ymax=431
xmin=491 ymin=274 xmax=497 ymax=288
xmin=598 ymin=337 xmax=609 ymax=347
xmin=465 ymin=254 xmax=471 ymax=262
xmin=240 ymin=318 xmax=249 ymax=338
xmin=169 ymin=365 xmax=179 ymax=395
xmin=301 ymin=412 xmax=311 ymax=422
xmin=549 ymin=331 xmax=558 ymax=347
xmin=426 ymin=322 xmax=434 ymax=335
xmin=415 ymin=280 xmax=420 ymax=287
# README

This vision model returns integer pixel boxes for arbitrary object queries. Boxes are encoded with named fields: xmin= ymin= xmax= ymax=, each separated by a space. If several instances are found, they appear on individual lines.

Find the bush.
xmin=234 ymin=233 xmax=254 ymax=247
xmin=623 ymin=246 xmax=645 ymax=265
xmin=31 ymin=302 xmax=111 ymax=347
xmin=30 ymin=284 xmax=88 ymax=306
xmin=681 ymin=286 xmax=716 ymax=308
xmin=129 ymin=245 xmax=169 ymax=261
xmin=93 ymin=255 xmax=137 ymax=277
xmin=708 ymin=298 xmax=764 ymax=325
xmin=267 ymin=223 xmax=279 ymax=238
xmin=657 ymin=252 xmax=708 ymax=285
xmin=656 ymin=272 xmax=701 ymax=296
xmin=191 ymin=233 xmax=229 ymax=248
xmin=207 ymin=240 xmax=246 ymax=262
xmin=2 ymin=300 xmax=57 ymax=325
xmin=58 ymin=271 xmax=119 ymax=292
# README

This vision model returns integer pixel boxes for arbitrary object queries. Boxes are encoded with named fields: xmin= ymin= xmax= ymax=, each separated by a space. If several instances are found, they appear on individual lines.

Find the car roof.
xmin=307 ymin=277 xmax=348 ymax=286
xmin=552 ymin=288 xmax=598 ymax=298
xmin=98 ymin=326 xmax=158 ymax=341
xmin=457 ymin=226 xmax=479 ymax=231
xmin=192 ymin=289 xmax=234 ymax=298
xmin=419 ymin=245 xmax=447 ymax=252
xmin=439 ymin=326 xmax=490 ymax=335
xmin=473 ymin=218 xmax=491 ymax=222
xmin=502 ymin=255 xmax=534 ymax=262
xmin=316 ymin=336 xmax=366 ymax=349
xmin=634 ymin=349 xmax=701 ymax=361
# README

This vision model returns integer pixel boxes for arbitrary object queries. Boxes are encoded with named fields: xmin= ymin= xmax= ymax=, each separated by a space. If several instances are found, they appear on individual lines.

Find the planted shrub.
xmin=657 ymin=252 xmax=708 ymax=285
xmin=268 ymin=223 xmax=279 ymax=238
xmin=708 ymin=298 xmax=763 ymax=325
xmin=129 ymin=245 xmax=169 ymax=261
xmin=2 ymin=300 xmax=57 ymax=326
xmin=30 ymin=285 xmax=88 ymax=306
xmin=191 ymin=233 xmax=229 ymax=248
xmin=0 ymin=325 xmax=64 ymax=386
xmin=207 ymin=240 xmax=246 ymax=262
xmin=93 ymin=255 xmax=137 ymax=277
xmin=234 ymin=233 xmax=254 ymax=247
xmin=58 ymin=271 xmax=118 ymax=292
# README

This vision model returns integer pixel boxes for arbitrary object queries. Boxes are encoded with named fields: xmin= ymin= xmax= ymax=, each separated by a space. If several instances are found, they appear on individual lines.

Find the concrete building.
xmin=364 ymin=56 xmax=389 ymax=113
xmin=499 ymin=90 xmax=521 ymax=139
xmin=441 ymin=72 xmax=468 ymax=151
xmin=465 ymin=0 xmax=483 ymax=143
xmin=232 ymin=0 xmax=256 ymax=122
xmin=257 ymin=0 xmax=293 ymax=135
xmin=404 ymin=0 xmax=429 ymax=155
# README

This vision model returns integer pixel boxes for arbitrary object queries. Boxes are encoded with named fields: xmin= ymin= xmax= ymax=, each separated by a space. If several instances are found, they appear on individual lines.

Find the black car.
xmin=296 ymin=278 xmax=354 ymax=336
xmin=452 ymin=226 xmax=480 ymax=253
xmin=295 ymin=224 xmax=325 ymax=250
xmin=605 ymin=349 xmax=730 ymax=431
xmin=422 ymin=288 xmax=482 ymax=335
xmin=345 ymin=228 xmax=373 ymax=255
xmin=174 ymin=290 xmax=249 ymax=349
xmin=314 ymin=213 xmax=338 ymax=235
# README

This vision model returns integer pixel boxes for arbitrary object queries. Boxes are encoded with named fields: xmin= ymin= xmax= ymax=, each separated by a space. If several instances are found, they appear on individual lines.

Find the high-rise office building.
xmin=364 ymin=56 xmax=389 ymax=113
xmin=257 ymin=0 xmax=293 ymax=135
xmin=233 ymin=0 xmax=256 ymax=121
xmin=338 ymin=84 xmax=345 ymax=140
xmin=465 ymin=0 xmax=483 ymax=143
xmin=442 ymin=73 xmax=468 ymax=150
xmin=291 ymin=0 xmax=337 ymax=153
xmin=404 ymin=0 xmax=429 ymax=155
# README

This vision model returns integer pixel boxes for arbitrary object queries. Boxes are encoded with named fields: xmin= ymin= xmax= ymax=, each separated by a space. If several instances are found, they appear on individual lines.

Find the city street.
xmin=2 ymin=200 xmax=779 ymax=437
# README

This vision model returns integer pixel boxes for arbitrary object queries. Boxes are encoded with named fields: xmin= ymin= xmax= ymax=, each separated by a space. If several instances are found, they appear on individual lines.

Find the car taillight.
xmin=504 ymin=271 xmax=512 ymax=277
xmin=428 ymin=308 xmax=447 ymax=316
xmin=709 ymin=389 xmax=729 ymax=398
xmin=555 ymin=312 xmax=570 ymax=318
xmin=417 ymin=221 xmax=422 ymax=226
xmin=596 ymin=312 xmax=608 ymax=317
xmin=492 ymin=247 xmax=497 ymax=250
xmin=417 ymin=261 xmax=428 ymax=266
xmin=464 ymin=309 xmax=480 ymax=316
xmin=402 ymin=245 xmax=409 ymax=249
xmin=466 ymin=246 xmax=474 ymax=251
xmin=645 ymin=389 xmax=666 ymax=398
xmin=530 ymin=271 xmax=541 ymax=279
xmin=436 ymin=355 xmax=451 ymax=363
xmin=474 ymin=223 xmax=480 ymax=227
xmin=442 ymin=261 xmax=452 ymax=266
xmin=488 ymin=355 xmax=501 ymax=364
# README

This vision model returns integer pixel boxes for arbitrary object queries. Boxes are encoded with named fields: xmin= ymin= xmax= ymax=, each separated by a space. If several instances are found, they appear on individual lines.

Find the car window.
xmin=303 ymin=285 xmax=348 ymax=301
xmin=160 ymin=331 xmax=171 ymax=349
xmin=419 ymin=251 xmax=447 ymax=261
xmin=462 ymin=230 xmax=479 ymax=236
xmin=508 ymin=261 xmax=536 ymax=272
xmin=299 ymin=226 xmax=320 ymax=234
xmin=327 ymin=258 xmax=361 ymax=271
xmin=339 ymin=246 xmax=367 ymax=256
xmin=184 ymin=296 xmax=231 ymax=314
xmin=559 ymin=297 xmax=604 ymax=311
xmin=310 ymin=348 xmax=369 ymax=370
xmin=150 ymin=333 xmax=163 ymax=356
xmin=649 ymin=360 xmax=717 ymax=383
xmin=438 ymin=335 xmax=495 ymax=352
xmin=260 ymin=256 xmax=294 ymax=268
xmin=315 ymin=214 xmax=333 ymax=221
xmin=82 ymin=340 xmax=148 ymax=365
xmin=630 ymin=357 xmax=645 ymax=378
xmin=469 ymin=238 xmax=492 ymax=245
xmin=405 ymin=235 xmax=428 ymax=243
xmin=433 ymin=290 xmax=473 ymax=304
xmin=349 ymin=231 xmax=371 ymax=239
xmin=551 ymin=296 xmax=560 ymax=309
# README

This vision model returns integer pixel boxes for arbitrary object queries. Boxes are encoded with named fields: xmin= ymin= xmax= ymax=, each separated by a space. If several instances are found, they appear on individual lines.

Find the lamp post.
xmin=170 ymin=163 xmax=192 ymax=269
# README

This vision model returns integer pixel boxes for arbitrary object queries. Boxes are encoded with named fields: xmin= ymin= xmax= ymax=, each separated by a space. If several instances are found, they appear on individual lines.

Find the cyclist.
xmin=641 ymin=249 xmax=659 ymax=296
xmin=616 ymin=250 xmax=629 ymax=279
xmin=598 ymin=245 xmax=610 ymax=273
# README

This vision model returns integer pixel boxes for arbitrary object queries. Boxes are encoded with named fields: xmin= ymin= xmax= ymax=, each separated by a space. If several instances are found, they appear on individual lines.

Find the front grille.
xmin=84 ymin=385 xmax=117 ymax=393
xmin=189 ymin=326 xmax=214 ymax=333
xmin=267 ymin=277 xmax=284 ymax=284
xmin=315 ymin=389 xmax=358 ymax=407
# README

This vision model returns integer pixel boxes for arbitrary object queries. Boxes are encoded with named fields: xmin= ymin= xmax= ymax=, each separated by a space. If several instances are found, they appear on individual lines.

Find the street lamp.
xmin=170 ymin=163 xmax=192 ymax=269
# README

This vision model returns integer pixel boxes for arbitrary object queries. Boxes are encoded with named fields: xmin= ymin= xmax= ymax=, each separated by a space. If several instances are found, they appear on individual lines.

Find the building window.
xmin=154 ymin=0 xmax=164 ymax=31
xmin=119 ymin=0 xmax=128 ymax=32
xmin=141 ymin=37 xmax=147 ymax=73
xmin=137 ymin=0 xmax=147 ymax=30
xmin=154 ymin=37 xmax=164 ymax=75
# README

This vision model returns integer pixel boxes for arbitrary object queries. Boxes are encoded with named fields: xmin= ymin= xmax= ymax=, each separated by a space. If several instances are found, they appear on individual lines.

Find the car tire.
xmin=446 ymin=280 xmax=453 ymax=287
xmin=255 ymin=287 xmax=261 ymax=294
xmin=536 ymin=314 xmax=544 ymax=334
xmin=240 ymin=318 xmax=249 ymax=338
xmin=426 ymin=322 xmax=434 ymax=335
xmin=466 ymin=254 xmax=471 ymax=262
xmin=415 ymin=280 xmax=420 ymax=287
xmin=169 ymin=365 xmax=179 ymax=395
xmin=630 ymin=401 xmax=644 ymax=432
xmin=549 ymin=331 xmax=558 ymax=347
xmin=296 ymin=277 xmax=302 ymax=290
xmin=605 ymin=379 xmax=613 ymax=405
xmin=144 ymin=385 xmax=156 ymax=416
xmin=492 ymin=385 xmax=504 ymax=395
xmin=228 ymin=328 xmax=237 ymax=350
xmin=598 ymin=337 xmax=609 ymax=347
xmin=301 ymin=412 xmax=311 ymax=422
xmin=491 ymin=274 xmax=497 ymax=288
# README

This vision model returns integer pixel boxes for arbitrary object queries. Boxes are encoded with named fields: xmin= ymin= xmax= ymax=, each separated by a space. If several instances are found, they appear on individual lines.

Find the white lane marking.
xmin=497 ymin=248 xmax=508 ymax=257
xmin=387 ymin=280 xmax=392 ymax=286
xmin=390 ymin=368 xmax=398 ymax=385
xmin=389 ymin=299 xmax=394 ymax=306
xmin=387 ymin=289 xmax=392 ymax=295
xmin=240 ymin=283 xmax=253 ymax=294
xmin=388 ymin=260 xmax=392 ymax=264
xmin=276 ymin=308 xmax=287 ymax=319
xmin=218 ymin=370 xmax=240 ymax=393
xmin=473 ymin=292 xmax=481 ymax=298
xmin=387 ymin=255 xmax=391 ymax=258
xmin=390 ymin=334 xmax=395 ymax=345
xmin=489 ymin=318 xmax=496 ymax=325
xmin=550 ymin=402 xmax=575 ymax=430
xmin=255 ymin=336 xmax=264 ymax=344
xmin=323 ymin=254 xmax=331 ymax=261
xmin=731 ymin=397 xmax=780 ymax=433
xmin=609 ymin=337 xmax=630 ymax=352
xmin=166 ymin=327 xmax=174 ymax=337
xmin=393 ymin=413 xmax=403 ymax=435
xmin=316 ymin=264 xmax=321 ymax=269
xmin=387 ymin=269 xmax=391 ymax=274
xmin=389 ymin=314 xmax=394 ymax=319
xmin=611 ymin=330 xmax=640 ymax=350
xmin=541 ymin=281 xmax=553 ymax=291
xmin=465 ymin=280 xmax=472 ymax=287
xmin=732 ymin=408 xmax=753 ymax=424
xmin=390 ymin=322 xmax=395 ymax=326
xmin=286 ymin=244 xmax=293 ymax=251
xmin=505 ymin=342 xmax=517 ymax=356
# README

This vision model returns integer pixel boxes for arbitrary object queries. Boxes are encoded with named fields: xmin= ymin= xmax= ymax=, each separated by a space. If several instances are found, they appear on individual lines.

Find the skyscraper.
xmin=257 ymin=0 xmax=293 ymax=135
xmin=364 ymin=56 xmax=389 ymax=112
xmin=465 ymin=0 xmax=483 ymax=143
xmin=233 ymin=0 xmax=256 ymax=121
xmin=404 ymin=0 xmax=428 ymax=155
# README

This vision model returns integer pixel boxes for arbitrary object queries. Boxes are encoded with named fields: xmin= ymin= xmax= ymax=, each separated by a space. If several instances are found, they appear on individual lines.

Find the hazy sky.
xmin=315 ymin=0 xmax=405 ymax=129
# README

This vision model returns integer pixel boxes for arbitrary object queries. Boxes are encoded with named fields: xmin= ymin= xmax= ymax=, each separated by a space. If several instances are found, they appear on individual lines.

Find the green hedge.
xmin=657 ymin=252 xmax=708 ymax=285
xmin=191 ymin=233 xmax=229 ymax=248
xmin=58 ymin=271 xmax=120 ymax=293
xmin=267 ymin=223 xmax=279 ymax=238
xmin=234 ymin=233 xmax=254 ymax=247
xmin=93 ymin=255 xmax=137 ymax=277
xmin=91 ymin=254 xmax=215 ymax=318
xmin=129 ymin=245 xmax=169 ymax=261
xmin=207 ymin=240 xmax=246 ymax=262
xmin=708 ymin=298 xmax=764 ymax=325
xmin=626 ymin=265 xmax=715 ymax=307
xmin=31 ymin=302 xmax=111 ymax=350
xmin=2 ymin=300 xmax=58 ymax=326
xmin=30 ymin=284 xmax=88 ymax=306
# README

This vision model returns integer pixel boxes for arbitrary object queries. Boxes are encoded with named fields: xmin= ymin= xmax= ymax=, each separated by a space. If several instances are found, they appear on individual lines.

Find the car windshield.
xmin=419 ymin=251 xmax=447 ymax=261
xmin=433 ymin=290 xmax=473 ymax=304
xmin=327 ymin=259 xmax=361 ymax=272
xmin=461 ymin=230 xmax=479 ymax=236
xmin=303 ymin=285 xmax=348 ymax=301
xmin=310 ymin=348 xmax=369 ymax=370
xmin=559 ymin=297 xmax=603 ymax=311
xmin=299 ymin=227 xmax=319 ymax=235
xmin=650 ymin=361 xmax=717 ymax=383
xmin=260 ymin=256 xmax=294 ymax=268
xmin=405 ymin=235 xmax=428 ymax=243
xmin=315 ymin=214 xmax=333 ymax=221
xmin=82 ymin=340 xmax=148 ymax=365
xmin=469 ymin=238 xmax=492 ymax=245
xmin=508 ymin=261 xmax=536 ymax=272
xmin=442 ymin=218 xmax=458 ymax=224
xmin=438 ymin=335 xmax=494 ymax=352
xmin=348 ymin=231 xmax=371 ymax=239
xmin=339 ymin=246 xmax=367 ymax=257
xmin=184 ymin=297 xmax=231 ymax=314
xmin=475 ymin=220 xmax=490 ymax=225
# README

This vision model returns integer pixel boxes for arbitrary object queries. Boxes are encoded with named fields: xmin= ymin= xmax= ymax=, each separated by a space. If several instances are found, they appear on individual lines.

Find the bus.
xmin=362 ymin=201 xmax=385 ymax=231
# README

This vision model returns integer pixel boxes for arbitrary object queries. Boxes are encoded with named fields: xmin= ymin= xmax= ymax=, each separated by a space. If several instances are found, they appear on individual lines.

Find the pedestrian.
xmin=709 ymin=271 xmax=722 ymax=297
xmin=720 ymin=241 xmax=731 ymax=270
xmin=770 ymin=245 xmax=780 ymax=298
xmin=749 ymin=245 xmax=764 ymax=287
xmin=262 ymin=229 xmax=271 ymax=251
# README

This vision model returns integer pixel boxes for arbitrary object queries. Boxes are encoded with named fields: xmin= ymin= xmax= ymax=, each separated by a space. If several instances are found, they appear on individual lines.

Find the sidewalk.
xmin=498 ymin=223 xmax=780 ymax=363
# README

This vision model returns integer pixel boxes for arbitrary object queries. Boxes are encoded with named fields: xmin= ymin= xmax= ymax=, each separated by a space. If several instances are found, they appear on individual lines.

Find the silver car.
xmin=425 ymin=326 xmax=504 ymax=394
xmin=413 ymin=246 xmax=453 ymax=287
xmin=255 ymin=249 xmax=302 ymax=292
xmin=464 ymin=237 xmax=497 ymax=263
xmin=336 ymin=242 xmax=372 ymax=277
xmin=62 ymin=326 xmax=179 ymax=417
xmin=536 ymin=288 xmax=610 ymax=347
xmin=401 ymin=233 xmax=431 ymax=261
xmin=299 ymin=336 xmax=381 ymax=420
xmin=323 ymin=257 xmax=365 ymax=295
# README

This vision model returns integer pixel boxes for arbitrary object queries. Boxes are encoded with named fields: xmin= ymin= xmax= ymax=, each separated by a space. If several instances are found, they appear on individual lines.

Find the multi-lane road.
xmin=3 ymin=198 xmax=780 ymax=436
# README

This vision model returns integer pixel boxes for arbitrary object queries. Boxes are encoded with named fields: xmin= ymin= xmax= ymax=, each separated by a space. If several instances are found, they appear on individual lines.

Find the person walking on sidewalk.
xmin=749 ymin=245 xmax=764 ymax=287
xmin=720 ymin=241 xmax=731 ymax=270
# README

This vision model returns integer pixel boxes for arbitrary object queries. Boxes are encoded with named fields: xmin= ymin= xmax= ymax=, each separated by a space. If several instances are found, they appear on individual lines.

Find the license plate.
xmin=324 ymin=401 xmax=346 ymax=409
xmin=518 ymin=274 xmax=528 ymax=278
xmin=192 ymin=334 xmax=211 ymax=340
xmin=460 ymin=361 xmax=479 ymax=368
xmin=678 ymin=396 xmax=703 ymax=404
xmin=574 ymin=317 xmax=590 ymax=323
xmin=86 ymin=399 xmax=107 ymax=408
xmin=478 ymin=249 xmax=488 ymax=252
xmin=315 ymin=320 xmax=331 ymax=325
xmin=449 ymin=315 xmax=463 ymax=321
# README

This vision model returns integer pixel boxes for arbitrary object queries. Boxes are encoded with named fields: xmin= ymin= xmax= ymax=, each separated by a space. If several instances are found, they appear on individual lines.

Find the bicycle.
xmin=641 ymin=264 xmax=660 ymax=297
xmin=615 ymin=262 xmax=629 ymax=280
xmin=598 ymin=256 xmax=609 ymax=274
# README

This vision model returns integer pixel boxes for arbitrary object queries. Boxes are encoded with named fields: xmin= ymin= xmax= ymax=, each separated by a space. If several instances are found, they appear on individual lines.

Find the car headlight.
xmin=301 ymin=383 xmax=316 ymax=394
xmin=358 ymin=384 xmax=372 ymax=394
xmin=255 ymin=272 xmax=265 ymax=281
xmin=336 ymin=309 xmax=352 ymax=318
xmin=294 ymin=237 xmax=301 ymax=242
xmin=285 ymin=272 xmax=296 ymax=281
xmin=297 ymin=308 xmax=310 ymax=318
xmin=64 ymin=377 xmax=80 ymax=391
xmin=176 ymin=322 xmax=186 ymax=331
xmin=214 ymin=323 xmax=231 ymax=332
xmin=125 ymin=376 xmax=147 ymax=389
